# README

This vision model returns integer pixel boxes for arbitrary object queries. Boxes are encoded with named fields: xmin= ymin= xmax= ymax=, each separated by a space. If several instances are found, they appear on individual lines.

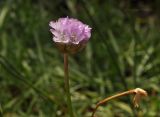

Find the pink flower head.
xmin=49 ymin=17 xmax=91 ymax=54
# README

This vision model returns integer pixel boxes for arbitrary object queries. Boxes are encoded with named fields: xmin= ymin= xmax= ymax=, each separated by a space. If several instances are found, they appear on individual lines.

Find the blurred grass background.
xmin=0 ymin=0 xmax=160 ymax=117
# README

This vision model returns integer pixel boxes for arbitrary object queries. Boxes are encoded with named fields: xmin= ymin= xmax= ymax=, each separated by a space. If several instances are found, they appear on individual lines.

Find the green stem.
xmin=64 ymin=53 xmax=74 ymax=117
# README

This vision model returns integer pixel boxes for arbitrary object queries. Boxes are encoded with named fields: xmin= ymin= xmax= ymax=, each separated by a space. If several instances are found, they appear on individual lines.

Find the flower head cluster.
xmin=49 ymin=17 xmax=91 ymax=54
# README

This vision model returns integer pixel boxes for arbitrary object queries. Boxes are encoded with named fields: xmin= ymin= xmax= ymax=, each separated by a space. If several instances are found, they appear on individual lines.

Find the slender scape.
xmin=91 ymin=88 xmax=147 ymax=117
xmin=64 ymin=53 xmax=74 ymax=117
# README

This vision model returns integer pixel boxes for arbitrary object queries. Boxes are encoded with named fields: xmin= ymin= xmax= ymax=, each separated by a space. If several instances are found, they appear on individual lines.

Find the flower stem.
xmin=64 ymin=53 xmax=74 ymax=117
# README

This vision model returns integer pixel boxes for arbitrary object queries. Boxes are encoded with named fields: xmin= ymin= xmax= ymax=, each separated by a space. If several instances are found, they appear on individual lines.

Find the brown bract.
xmin=54 ymin=42 xmax=87 ymax=54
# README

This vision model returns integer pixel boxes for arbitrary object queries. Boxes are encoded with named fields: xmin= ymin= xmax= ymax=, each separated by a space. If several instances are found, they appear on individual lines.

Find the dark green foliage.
xmin=0 ymin=0 xmax=160 ymax=116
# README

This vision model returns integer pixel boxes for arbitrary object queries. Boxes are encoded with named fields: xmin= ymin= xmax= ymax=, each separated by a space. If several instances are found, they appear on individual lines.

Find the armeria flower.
xmin=49 ymin=17 xmax=91 ymax=54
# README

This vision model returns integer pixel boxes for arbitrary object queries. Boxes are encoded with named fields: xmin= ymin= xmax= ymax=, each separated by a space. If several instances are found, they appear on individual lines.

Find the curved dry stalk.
xmin=91 ymin=88 xmax=147 ymax=117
